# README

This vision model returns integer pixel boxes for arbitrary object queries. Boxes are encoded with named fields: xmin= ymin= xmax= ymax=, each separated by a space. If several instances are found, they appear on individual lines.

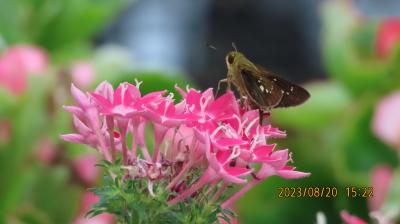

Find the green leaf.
xmin=35 ymin=0 xmax=131 ymax=51
xmin=0 ymin=0 xmax=20 ymax=43
xmin=29 ymin=166 xmax=81 ymax=224
xmin=0 ymin=76 xmax=51 ymax=213
xmin=0 ymin=87 xmax=17 ymax=117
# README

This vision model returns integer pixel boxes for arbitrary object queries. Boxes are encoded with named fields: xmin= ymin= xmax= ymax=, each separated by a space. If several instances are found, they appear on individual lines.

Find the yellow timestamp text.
xmin=277 ymin=187 xmax=338 ymax=198
xmin=345 ymin=186 xmax=373 ymax=198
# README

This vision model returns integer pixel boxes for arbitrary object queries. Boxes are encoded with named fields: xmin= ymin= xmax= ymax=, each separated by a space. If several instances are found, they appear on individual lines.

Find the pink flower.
xmin=255 ymin=149 xmax=310 ymax=180
xmin=143 ymin=97 xmax=185 ymax=127
xmin=91 ymin=82 xmax=165 ymax=118
xmin=74 ymin=192 xmax=114 ymax=224
xmin=207 ymin=149 xmax=252 ymax=184
xmin=0 ymin=45 xmax=48 ymax=95
xmin=372 ymin=91 xmax=400 ymax=149
xmin=62 ymin=84 xmax=112 ymax=161
xmin=90 ymin=81 xmax=165 ymax=163
xmin=340 ymin=210 xmax=368 ymax=224
xmin=73 ymin=153 xmax=100 ymax=186
xmin=183 ymin=88 xmax=239 ymax=134
xmin=369 ymin=164 xmax=393 ymax=212
xmin=62 ymin=81 xmax=309 ymax=211
xmin=376 ymin=18 xmax=400 ymax=59
xmin=71 ymin=61 xmax=95 ymax=89
xmin=220 ymin=148 xmax=310 ymax=209
xmin=91 ymin=82 xmax=141 ymax=117
xmin=4 ymin=45 xmax=48 ymax=75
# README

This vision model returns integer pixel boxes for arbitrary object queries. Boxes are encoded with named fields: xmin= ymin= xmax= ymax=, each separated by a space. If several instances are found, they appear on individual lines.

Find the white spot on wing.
xmin=259 ymin=85 xmax=264 ymax=91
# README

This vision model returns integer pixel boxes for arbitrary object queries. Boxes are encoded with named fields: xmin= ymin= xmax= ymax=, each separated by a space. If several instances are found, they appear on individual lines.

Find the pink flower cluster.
xmin=0 ymin=45 xmax=48 ymax=95
xmin=61 ymin=81 xmax=309 ymax=207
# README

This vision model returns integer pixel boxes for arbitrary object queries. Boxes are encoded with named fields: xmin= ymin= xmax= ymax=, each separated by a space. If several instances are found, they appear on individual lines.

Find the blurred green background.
xmin=0 ymin=0 xmax=400 ymax=223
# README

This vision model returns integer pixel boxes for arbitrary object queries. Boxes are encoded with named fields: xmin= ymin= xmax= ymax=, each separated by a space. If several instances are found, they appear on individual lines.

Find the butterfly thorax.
xmin=226 ymin=51 xmax=271 ymax=110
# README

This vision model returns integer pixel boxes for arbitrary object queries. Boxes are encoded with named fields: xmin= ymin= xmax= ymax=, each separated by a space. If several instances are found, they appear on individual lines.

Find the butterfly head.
xmin=226 ymin=51 xmax=256 ymax=77
xmin=225 ymin=51 xmax=250 ymax=69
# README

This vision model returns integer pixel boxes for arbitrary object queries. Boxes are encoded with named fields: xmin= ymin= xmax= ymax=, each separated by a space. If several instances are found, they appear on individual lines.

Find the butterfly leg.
xmin=216 ymin=78 xmax=228 ymax=96
xmin=259 ymin=109 xmax=264 ymax=125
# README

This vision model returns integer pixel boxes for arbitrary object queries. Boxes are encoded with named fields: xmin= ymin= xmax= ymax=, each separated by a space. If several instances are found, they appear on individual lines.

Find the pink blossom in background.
xmin=0 ymin=45 xmax=48 ymax=94
xmin=0 ymin=52 xmax=27 ymax=94
xmin=74 ymin=192 xmax=114 ymax=224
xmin=369 ymin=164 xmax=393 ymax=212
xmin=79 ymin=192 xmax=99 ymax=214
xmin=35 ymin=137 xmax=57 ymax=164
xmin=340 ymin=211 xmax=368 ymax=224
xmin=61 ymin=81 xmax=309 ymax=210
xmin=4 ymin=45 xmax=48 ymax=75
xmin=376 ymin=18 xmax=400 ymax=59
xmin=0 ymin=119 xmax=11 ymax=146
xmin=372 ymin=91 xmax=400 ymax=149
xmin=73 ymin=153 xmax=100 ymax=186
xmin=71 ymin=61 xmax=95 ymax=89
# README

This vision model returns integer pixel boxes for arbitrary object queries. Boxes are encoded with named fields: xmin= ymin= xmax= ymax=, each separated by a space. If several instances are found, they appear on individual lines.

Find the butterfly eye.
xmin=227 ymin=55 xmax=235 ymax=64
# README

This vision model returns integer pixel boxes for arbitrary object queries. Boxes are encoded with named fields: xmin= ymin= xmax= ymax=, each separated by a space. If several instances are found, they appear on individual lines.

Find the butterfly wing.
xmin=240 ymin=68 xmax=284 ymax=109
xmin=266 ymin=75 xmax=310 ymax=108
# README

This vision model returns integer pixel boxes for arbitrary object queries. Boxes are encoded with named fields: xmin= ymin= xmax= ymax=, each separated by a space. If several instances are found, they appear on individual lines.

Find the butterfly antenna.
xmin=206 ymin=42 xmax=218 ymax=51
xmin=232 ymin=42 xmax=238 ymax=52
